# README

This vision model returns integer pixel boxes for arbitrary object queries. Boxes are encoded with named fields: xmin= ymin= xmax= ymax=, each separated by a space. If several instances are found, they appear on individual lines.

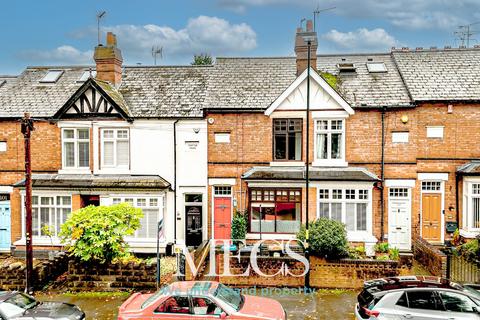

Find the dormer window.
xmin=315 ymin=119 xmax=346 ymax=165
xmin=40 ymin=70 xmax=64 ymax=83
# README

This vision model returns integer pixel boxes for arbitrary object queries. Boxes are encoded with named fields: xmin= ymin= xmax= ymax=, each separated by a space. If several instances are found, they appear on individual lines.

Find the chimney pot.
xmin=294 ymin=19 xmax=318 ymax=76
xmin=306 ymin=20 xmax=314 ymax=32
xmin=106 ymin=32 xmax=117 ymax=47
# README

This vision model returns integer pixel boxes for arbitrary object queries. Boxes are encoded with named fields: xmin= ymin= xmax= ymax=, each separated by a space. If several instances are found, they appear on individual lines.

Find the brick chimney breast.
xmin=295 ymin=19 xmax=318 ymax=76
xmin=94 ymin=32 xmax=123 ymax=86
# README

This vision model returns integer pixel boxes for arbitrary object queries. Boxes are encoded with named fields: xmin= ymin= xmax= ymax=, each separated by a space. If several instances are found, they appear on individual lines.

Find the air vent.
xmin=337 ymin=63 xmax=356 ymax=73
xmin=366 ymin=62 xmax=387 ymax=73
xmin=40 ymin=70 xmax=64 ymax=83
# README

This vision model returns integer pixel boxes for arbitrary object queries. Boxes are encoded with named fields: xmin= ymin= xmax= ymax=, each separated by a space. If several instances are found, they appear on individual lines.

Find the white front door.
xmin=388 ymin=188 xmax=412 ymax=250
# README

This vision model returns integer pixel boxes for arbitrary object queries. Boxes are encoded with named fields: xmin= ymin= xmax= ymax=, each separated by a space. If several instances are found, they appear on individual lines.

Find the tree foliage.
xmin=191 ymin=53 xmax=213 ymax=65
xmin=60 ymin=203 xmax=143 ymax=263
xmin=297 ymin=218 xmax=348 ymax=259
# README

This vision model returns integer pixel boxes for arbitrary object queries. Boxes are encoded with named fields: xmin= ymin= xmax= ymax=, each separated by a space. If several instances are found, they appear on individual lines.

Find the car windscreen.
xmin=0 ymin=293 xmax=37 ymax=318
xmin=462 ymin=285 xmax=480 ymax=300
xmin=141 ymin=287 xmax=169 ymax=309
xmin=214 ymin=284 xmax=243 ymax=312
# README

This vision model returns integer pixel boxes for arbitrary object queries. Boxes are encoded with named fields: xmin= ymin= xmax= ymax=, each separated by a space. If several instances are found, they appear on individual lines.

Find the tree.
xmin=191 ymin=53 xmax=213 ymax=65
xmin=60 ymin=203 xmax=143 ymax=263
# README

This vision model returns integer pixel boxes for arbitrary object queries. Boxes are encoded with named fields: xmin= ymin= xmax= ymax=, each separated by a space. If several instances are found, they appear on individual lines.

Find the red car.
xmin=118 ymin=281 xmax=287 ymax=320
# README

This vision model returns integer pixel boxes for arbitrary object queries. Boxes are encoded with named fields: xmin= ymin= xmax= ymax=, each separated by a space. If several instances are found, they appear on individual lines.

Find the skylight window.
xmin=337 ymin=63 xmax=356 ymax=73
xmin=366 ymin=62 xmax=387 ymax=73
xmin=40 ymin=70 xmax=64 ymax=83
xmin=0 ymin=80 xmax=5 ymax=88
xmin=78 ymin=70 xmax=96 ymax=82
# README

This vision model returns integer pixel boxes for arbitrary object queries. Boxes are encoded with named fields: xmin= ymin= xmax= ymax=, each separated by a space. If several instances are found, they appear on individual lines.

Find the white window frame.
xmin=315 ymin=184 xmax=373 ymax=241
xmin=61 ymin=128 xmax=90 ymax=170
xmin=18 ymin=192 xmax=72 ymax=245
xmin=214 ymin=133 xmax=230 ymax=144
xmin=392 ymin=131 xmax=409 ymax=143
xmin=112 ymin=196 xmax=164 ymax=240
xmin=313 ymin=118 xmax=347 ymax=167
xmin=426 ymin=126 xmax=444 ymax=139
xmin=463 ymin=179 xmax=480 ymax=233
xmin=100 ymin=128 xmax=130 ymax=169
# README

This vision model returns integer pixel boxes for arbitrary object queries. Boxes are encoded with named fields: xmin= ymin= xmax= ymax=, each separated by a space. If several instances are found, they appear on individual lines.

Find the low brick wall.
xmin=412 ymin=237 xmax=447 ymax=277
xmin=0 ymin=253 xmax=69 ymax=291
xmin=66 ymin=260 xmax=168 ymax=292
xmin=310 ymin=256 xmax=408 ymax=289
xmin=217 ymin=254 xmax=408 ymax=289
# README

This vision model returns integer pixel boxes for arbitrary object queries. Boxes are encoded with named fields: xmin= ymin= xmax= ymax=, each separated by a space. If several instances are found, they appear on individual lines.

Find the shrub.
xmin=348 ymin=245 xmax=366 ymax=259
xmin=388 ymin=248 xmax=400 ymax=261
xmin=231 ymin=210 xmax=247 ymax=244
xmin=60 ymin=203 xmax=143 ymax=263
xmin=458 ymin=238 xmax=480 ymax=262
xmin=374 ymin=242 xmax=389 ymax=253
xmin=297 ymin=218 xmax=348 ymax=259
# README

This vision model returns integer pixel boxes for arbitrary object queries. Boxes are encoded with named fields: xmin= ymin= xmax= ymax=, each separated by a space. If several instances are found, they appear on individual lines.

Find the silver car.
xmin=355 ymin=276 xmax=480 ymax=319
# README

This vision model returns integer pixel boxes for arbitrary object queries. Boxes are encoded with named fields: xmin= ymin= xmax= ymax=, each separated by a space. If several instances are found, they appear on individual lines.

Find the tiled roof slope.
xmin=120 ymin=66 xmax=210 ymax=118
xmin=392 ymin=48 xmax=480 ymax=101
xmin=0 ymin=65 xmax=211 ymax=118
xmin=207 ymin=54 xmax=412 ymax=110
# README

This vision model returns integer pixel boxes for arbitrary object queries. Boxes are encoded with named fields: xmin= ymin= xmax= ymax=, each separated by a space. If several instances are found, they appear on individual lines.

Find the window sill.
xmin=246 ymin=233 xmax=296 ymax=240
xmin=269 ymin=162 xmax=305 ymax=167
xmin=347 ymin=231 xmax=377 ymax=243
xmin=95 ymin=168 xmax=131 ymax=175
xmin=312 ymin=160 xmax=348 ymax=167
xmin=14 ymin=237 xmax=63 ymax=246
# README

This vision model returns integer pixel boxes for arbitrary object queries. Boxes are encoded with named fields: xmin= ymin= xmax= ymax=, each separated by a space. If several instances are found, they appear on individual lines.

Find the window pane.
xmin=185 ymin=194 xmax=202 ymax=203
xmin=274 ymin=134 xmax=286 ymax=160
xmin=357 ymin=203 xmax=367 ymax=231
xmin=346 ymin=203 xmax=355 ymax=231
xmin=78 ymin=129 xmax=89 ymax=140
xmin=331 ymin=133 xmax=342 ymax=159
xmin=150 ymin=198 xmax=159 ymax=207
xmin=192 ymin=297 xmax=222 ymax=316
xmin=103 ymin=141 xmax=114 ymax=165
xmin=64 ymin=142 xmax=75 ymax=167
xmin=137 ymin=213 xmax=148 ymax=238
xmin=406 ymin=291 xmax=438 ymax=310
xmin=146 ymin=209 xmax=158 ymax=238
xmin=32 ymin=208 xmax=39 ymax=236
xmin=317 ymin=120 xmax=328 ymax=130
xmin=137 ymin=198 xmax=146 ymax=207
xmin=41 ymin=197 xmax=53 ymax=205
xmin=331 ymin=203 xmax=342 ymax=221
xmin=287 ymin=132 xmax=301 ymax=160
xmin=117 ymin=140 xmax=129 ymax=166
xmin=103 ymin=130 xmax=114 ymax=138
xmin=78 ymin=142 xmax=89 ymax=167
xmin=438 ymin=291 xmax=478 ymax=312
xmin=276 ymin=202 xmax=300 ymax=233
xmin=316 ymin=133 xmax=328 ymax=159
xmin=40 ymin=208 xmax=50 ymax=235
xmin=318 ymin=203 xmax=329 ymax=218
xmin=63 ymin=129 xmax=74 ymax=139
xmin=473 ymin=197 xmax=480 ymax=229
xmin=117 ymin=130 xmax=128 ymax=139
xmin=318 ymin=189 xmax=329 ymax=199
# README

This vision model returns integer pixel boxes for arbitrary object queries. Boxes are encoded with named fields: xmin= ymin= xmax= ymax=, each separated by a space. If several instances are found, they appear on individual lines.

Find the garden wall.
xmin=0 ymin=253 xmax=69 ymax=290
xmin=412 ymin=237 xmax=447 ymax=277
xmin=217 ymin=255 xmax=408 ymax=289
xmin=65 ymin=260 xmax=165 ymax=292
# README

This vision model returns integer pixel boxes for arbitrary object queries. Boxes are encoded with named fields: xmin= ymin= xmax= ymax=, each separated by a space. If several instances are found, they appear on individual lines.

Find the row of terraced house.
xmin=0 ymin=21 xmax=480 ymax=256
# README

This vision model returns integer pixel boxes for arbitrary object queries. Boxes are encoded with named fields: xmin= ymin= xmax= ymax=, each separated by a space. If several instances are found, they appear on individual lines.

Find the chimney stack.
xmin=94 ymin=32 xmax=123 ymax=86
xmin=295 ymin=19 xmax=318 ymax=76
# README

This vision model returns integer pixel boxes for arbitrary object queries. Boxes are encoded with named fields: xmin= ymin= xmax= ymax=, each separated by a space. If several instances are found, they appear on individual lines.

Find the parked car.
xmin=355 ymin=276 xmax=480 ymax=319
xmin=0 ymin=291 xmax=85 ymax=320
xmin=118 ymin=281 xmax=287 ymax=319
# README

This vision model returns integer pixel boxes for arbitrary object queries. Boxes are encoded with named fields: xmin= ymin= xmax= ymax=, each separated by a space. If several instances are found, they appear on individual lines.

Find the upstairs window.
xmin=62 ymin=128 xmax=90 ymax=169
xmin=40 ymin=70 xmax=64 ymax=83
xmin=273 ymin=119 xmax=302 ymax=161
xmin=315 ymin=119 xmax=344 ymax=161
xmin=101 ymin=128 xmax=129 ymax=168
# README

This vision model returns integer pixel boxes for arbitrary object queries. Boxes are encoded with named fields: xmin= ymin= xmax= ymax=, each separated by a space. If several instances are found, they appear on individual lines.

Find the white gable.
xmin=66 ymin=88 xmax=118 ymax=115
xmin=265 ymin=67 xmax=354 ymax=116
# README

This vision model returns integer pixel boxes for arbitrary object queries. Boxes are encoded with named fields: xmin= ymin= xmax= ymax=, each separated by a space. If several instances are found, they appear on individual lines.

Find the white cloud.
xmin=21 ymin=16 xmax=256 ymax=65
xmin=219 ymin=0 xmax=479 ymax=31
xmin=322 ymin=28 xmax=399 ymax=52
xmin=18 ymin=45 xmax=93 ymax=65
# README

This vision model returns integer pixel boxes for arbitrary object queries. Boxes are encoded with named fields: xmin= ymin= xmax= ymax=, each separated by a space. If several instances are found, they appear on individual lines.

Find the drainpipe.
xmin=173 ymin=120 xmax=179 ymax=243
xmin=380 ymin=106 xmax=386 ymax=241
xmin=455 ymin=173 xmax=460 ymax=229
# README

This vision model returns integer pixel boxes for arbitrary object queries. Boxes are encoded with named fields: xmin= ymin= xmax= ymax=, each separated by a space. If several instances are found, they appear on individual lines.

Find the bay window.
xmin=62 ymin=128 xmax=89 ymax=169
xmin=464 ymin=182 xmax=480 ymax=231
xmin=31 ymin=195 xmax=71 ymax=237
xmin=318 ymin=188 xmax=369 ymax=232
xmin=315 ymin=119 xmax=345 ymax=162
xmin=112 ymin=196 xmax=163 ymax=239
xmin=101 ymin=129 xmax=129 ymax=168
xmin=273 ymin=119 xmax=302 ymax=161
xmin=250 ymin=188 xmax=301 ymax=233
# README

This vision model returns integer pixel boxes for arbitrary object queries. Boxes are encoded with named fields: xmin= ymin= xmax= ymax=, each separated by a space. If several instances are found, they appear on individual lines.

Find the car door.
xmin=395 ymin=291 xmax=445 ymax=319
xmin=191 ymin=296 xmax=224 ymax=319
xmin=152 ymin=296 xmax=194 ymax=320
xmin=436 ymin=290 xmax=480 ymax=319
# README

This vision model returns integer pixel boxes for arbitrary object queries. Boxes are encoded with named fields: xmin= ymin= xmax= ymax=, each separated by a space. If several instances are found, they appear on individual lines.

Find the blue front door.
xmin=0 ymin=202 xmax=11 ymax=251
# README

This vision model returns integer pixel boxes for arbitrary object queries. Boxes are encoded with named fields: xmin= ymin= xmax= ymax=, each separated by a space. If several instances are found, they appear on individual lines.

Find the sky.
xmin=1 ymin=0 xmax=480 ymax=74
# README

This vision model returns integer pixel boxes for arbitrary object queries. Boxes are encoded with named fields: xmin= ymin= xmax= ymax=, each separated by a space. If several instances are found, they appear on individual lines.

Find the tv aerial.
xmin=152 ymin=46 xmax=163 ymax=65
xmin=313 ymin=5 xmax=335 ymax=32
xmin=96 ymin=11 xmax=106 ymax=45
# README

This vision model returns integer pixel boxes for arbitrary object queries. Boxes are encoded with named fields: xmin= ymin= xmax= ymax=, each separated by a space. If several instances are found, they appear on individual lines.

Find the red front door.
xmin=214 ymin=197 xmax=231 ymax=240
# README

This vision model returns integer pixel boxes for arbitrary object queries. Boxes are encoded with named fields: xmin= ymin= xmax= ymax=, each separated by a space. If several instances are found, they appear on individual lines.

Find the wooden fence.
xmin=448 ymin=254 xmax=480 ymax=283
